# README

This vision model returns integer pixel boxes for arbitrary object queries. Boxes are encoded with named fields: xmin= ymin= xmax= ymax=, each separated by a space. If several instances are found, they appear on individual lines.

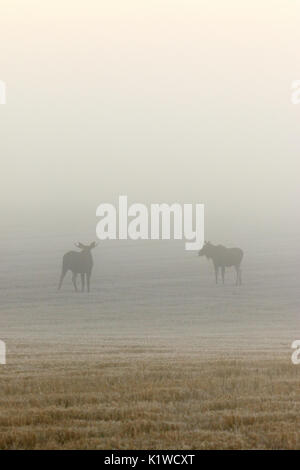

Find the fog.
xmin=1 ymin=0 xmax=300 ymax=248
xmin=1 ymin=2 xmax=300 ymax=452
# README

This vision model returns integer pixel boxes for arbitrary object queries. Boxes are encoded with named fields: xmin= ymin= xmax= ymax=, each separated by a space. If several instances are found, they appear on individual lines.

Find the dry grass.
xmin=1 ymin=235 xmax=299 ymax=449
xmin=0 ymin=341 xmax=299 ymax=450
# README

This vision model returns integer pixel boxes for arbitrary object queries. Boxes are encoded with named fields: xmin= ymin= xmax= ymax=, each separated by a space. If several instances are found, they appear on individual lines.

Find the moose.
xmin=58 ymin=242 xmax=97 ymax=292
xmin=198 ymin=242 xmax=243 ymax=285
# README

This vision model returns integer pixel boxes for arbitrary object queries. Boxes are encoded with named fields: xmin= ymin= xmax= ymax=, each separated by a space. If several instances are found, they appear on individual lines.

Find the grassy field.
xmin=0 ymin=339 xmax=299 ymax=450
xmin=0 ymin=237 xmax=299 ymax=449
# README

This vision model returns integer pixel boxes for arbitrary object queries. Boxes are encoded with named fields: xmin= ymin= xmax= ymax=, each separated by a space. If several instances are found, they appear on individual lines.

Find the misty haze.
xmin=0 ymin=0 xmax=300 ymax=451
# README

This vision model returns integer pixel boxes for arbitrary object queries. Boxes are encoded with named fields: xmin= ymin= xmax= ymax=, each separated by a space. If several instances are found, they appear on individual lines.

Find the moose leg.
xmin=86 ymin=272 xmax=91 ymax=293
xmin=72 ymin=273 xmax=78 ymax=292
xmin=214 ymin=265 xmax=219 ymax=284
xmin=80 ymin=273 xmax=85 ymax=292
xmin=58 ymin=269 xmax=67 ymax=290
xmin=235 ymin=266 xmax=241 ymax=285
xmin=221 ymin=266 xmax=225 ymax=284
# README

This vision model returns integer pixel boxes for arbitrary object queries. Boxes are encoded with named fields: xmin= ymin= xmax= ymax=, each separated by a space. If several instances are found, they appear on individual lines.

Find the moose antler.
xmin=75 ymin=242 xmax=85 ymax=249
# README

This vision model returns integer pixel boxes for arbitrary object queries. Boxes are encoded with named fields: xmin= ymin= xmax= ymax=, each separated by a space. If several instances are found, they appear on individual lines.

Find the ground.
xmin=0 ymin=237 xmax=299 ymax=449
xmin=0 ymin=339 xmax=299 ymax=449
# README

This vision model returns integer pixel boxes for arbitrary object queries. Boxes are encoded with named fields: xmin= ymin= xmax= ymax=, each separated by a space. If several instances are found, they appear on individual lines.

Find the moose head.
xmin=198 ymin=241 xmax=213 ymax=258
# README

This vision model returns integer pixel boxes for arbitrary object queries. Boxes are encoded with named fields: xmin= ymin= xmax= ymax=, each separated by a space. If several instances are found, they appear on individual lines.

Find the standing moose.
xmin=58 ymin=242 xmax=97 ymax=292
xmin=198 ymin=241 xmax=243 ymax=285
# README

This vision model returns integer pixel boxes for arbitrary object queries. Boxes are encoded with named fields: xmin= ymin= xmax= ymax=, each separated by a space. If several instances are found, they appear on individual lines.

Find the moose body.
xmin=198 ymin=242 xmax=243 ymax=285
xmin=58 ymin=242 xmax=97 ymax=292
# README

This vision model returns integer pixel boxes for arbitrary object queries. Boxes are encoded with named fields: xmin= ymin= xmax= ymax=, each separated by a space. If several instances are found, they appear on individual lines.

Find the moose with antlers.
xmin=58 ymin=242 xmax=97 ymax=292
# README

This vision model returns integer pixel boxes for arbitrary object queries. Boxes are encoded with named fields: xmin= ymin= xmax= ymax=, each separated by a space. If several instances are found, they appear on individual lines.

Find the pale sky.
xmin=1 ymin=0 xmax=299 ymax=242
